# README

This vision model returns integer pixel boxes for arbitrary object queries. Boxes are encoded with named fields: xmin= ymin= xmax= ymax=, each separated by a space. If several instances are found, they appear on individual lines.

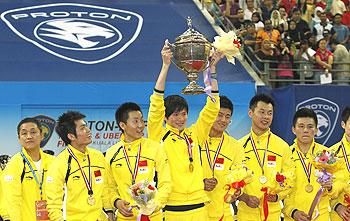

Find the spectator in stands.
xmin=256 ymin=19 xmax=281 ymax=48
xmin=316 ymin=0 xmax=327 ymax=10
xmin=311 ymin=6 xmax=324 ymax=28
xmin=285 ymin=20 xmax=304 ymax=49
xmin=307 ymin=32 xmax=318 ymax=49
xmin=254 ymin=39 xmax=278 ymax=78
xmin=330 ymin=39 xmax=350 ymax=84
xmin=331 ymin=0 xmax=347 ymax=15
xmin=225 ymin=0 xmax=241 ymax=24
xmin=315 ymin=38 xmax=334 ymax=81
xmin=252 ymin=12 xmax=265 ymax=31
xmin=297 ymin=0 xmax=315 ymax=24
xmin=279 ymin=6 xmax=290 ymax=22
xmin=244 ymin=0 xmax=259 ymax=20
xmin=313 ymin=11 xmax=335 ymax=41
xmin=276 ymin=38 xmax=295 ymax=87
xmin=261 ymin=0 xmax=276 ymax=20
xmin=341 ymin=5 xmax=350 ymax=27
xmin=232 ymin=8 xmax=248 ymax=30
xmin=271 ymin=9 xmax=288 ymax=33
xmin=296 ymin=39 xmax=316 ymax=81
xmin=244 ymin=22 xmax=258 ymax=59
xmin=332 ymin=13 xmax=350 ymax=48
xmin=279 ymin=0 xmax=296 ymax=15
xmin=291 ymin=7 xmax=311 ymax=34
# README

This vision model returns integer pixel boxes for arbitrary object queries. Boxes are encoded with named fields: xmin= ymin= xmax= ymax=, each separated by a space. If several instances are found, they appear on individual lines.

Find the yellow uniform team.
xmin=2 ymin=43 xmax=350 ymax=221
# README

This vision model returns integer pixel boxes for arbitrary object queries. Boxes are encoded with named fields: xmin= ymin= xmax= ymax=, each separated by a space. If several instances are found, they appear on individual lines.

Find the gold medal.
xmin=87 ymin=195 xmax=96 ymax=206
xmin=305 ymin=184 xmax=313 ymax=193
xmin=259 ymin=175 xmax=268 ymax=184
xmin=189 ymin=163 xmax=194 ymax=172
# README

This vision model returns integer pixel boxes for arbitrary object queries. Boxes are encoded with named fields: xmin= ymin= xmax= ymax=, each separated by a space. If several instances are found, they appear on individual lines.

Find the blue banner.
xmin=0 ymin=82 xmax=255 ymax=156
xmin=258 ymin=85 xmax=350 ymax=147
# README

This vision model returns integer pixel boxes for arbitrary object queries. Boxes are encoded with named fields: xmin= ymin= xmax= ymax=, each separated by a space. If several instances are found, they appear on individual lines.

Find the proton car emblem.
xmin=296 ymin=97 xmax=339 ymax=145
xmin=34 ymin=115 xmax=56 ymax=148
xmin=1 ymin=3 xmax=143 ymax=64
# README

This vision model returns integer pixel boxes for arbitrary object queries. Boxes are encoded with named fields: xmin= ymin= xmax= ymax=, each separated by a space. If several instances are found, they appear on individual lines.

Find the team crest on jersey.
xmin=1 ymin=3 xmax=143 ymax=64
xmin=296 ymin=97 xmax=339 ymax=145
xmin=34 ymin=115 xmax=56 ymax=148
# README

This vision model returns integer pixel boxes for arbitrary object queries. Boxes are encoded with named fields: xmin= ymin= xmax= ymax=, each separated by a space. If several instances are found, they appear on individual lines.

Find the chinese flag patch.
xmin=94 ymin=170 xmax=101 ymax=177
xmin=215 ymin=158 xmax=224 ymax=164
xmin=138 ymin=160 xmax=148 ymax=167
xmin=267 ymin=155 xmax=276 ymax=161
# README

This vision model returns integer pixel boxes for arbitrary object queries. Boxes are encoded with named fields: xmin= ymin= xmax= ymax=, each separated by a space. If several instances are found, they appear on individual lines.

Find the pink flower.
xmin=319 ymin=156 xmax=329 ymax=163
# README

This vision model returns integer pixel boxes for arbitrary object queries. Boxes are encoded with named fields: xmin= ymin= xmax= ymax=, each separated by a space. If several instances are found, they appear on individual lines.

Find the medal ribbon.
xmin=183 ymin=133 xmax=193 ymax=163
xmin=122 ymin=143 xmax=141 ymax=184
xmin=296 ymin=149 xmax=312 ymax=183
xmin=205 ymin=135 xmax=224 ymax=175
xmin=341 ymin=142 xmax=350 ymax=173
xmin=67 ymin=147 xmax=93 ymax=195
xmin=250 ymin=133 xmax=271 ymax=175
xmin=20 ymin=152 xmax=45 ymax=197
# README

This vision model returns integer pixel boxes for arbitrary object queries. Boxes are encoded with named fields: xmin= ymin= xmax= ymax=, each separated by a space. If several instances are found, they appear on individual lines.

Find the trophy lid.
xmin=175 ymin=17 xmax=209 ymax=44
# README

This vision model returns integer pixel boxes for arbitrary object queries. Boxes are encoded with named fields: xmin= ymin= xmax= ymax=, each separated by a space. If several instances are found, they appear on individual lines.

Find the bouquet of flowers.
xmin=264 ymin=171 xmax=294 ymax=195
xmin=212 ymin=31 xmax=241 ymax=64
xmin=128 ymin=180 xmax=158 ymax=219
xmin=312 ymin=149 xmax=340 ymax=172
xmin=224 ymin=164 xmax=253 ymax=203
xmin=308 ymin=149 xmax=340 ymax=219
xmin=260 ymin=171 xmax=294 ymax=221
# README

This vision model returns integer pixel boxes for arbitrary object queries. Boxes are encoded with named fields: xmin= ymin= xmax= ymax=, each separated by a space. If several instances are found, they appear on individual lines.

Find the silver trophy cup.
xmin=169 ymin=17 xmax=211 ymax=94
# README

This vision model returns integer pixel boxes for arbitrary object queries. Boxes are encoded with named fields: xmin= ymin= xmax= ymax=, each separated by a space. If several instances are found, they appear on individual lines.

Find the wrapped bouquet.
xmin=128 ymin=180 xmax=157 ymax=220
xmin=308 ymin=149 xmax=340 ymax=219
xmin=224 ymin=164 xmax=253 ymax=203
xmin=260 ymin=171 xmax=294 ymax=221
xmin=212 ymin=31 xmax=241 ymax=64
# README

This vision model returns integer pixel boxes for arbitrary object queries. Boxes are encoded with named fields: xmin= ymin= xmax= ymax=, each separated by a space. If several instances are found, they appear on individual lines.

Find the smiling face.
xmin=120 ymin=110 xmax=145 ymax=142
xmin=165 ymin=109 xmax=188 ymax=132
xmin=249 ymin=101 xmax=273 ymax=134
xmin=211 ymin=108 xmax=232 ymax=135
xmin=293 ymin=117 xmax=318 ymax=146
xmin=18 ymin=122 xmax=43 ymax=152
xmin=68 ymin=119 xmax=92 ymax=147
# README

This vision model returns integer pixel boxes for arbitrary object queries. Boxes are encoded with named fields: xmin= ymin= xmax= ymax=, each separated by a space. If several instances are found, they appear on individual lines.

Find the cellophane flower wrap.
xmin=129 ymin=180 xmax=157 ymax=216
xmin=260 ymin=171 xmax=294 ymax=221
xmin=264 ymin=171 xmax=294 ymax=195
xmin=212 ymin=31 xmax=241 ymax=64
xmin=311 ymin=149 xmax=340 ymax=175
xmin=224 ymin=164 xmax=253 ymax=203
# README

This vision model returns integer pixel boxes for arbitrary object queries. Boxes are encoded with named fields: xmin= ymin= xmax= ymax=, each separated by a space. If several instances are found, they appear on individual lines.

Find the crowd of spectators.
xmin=204 ymin=0 xmax=350 ymax=86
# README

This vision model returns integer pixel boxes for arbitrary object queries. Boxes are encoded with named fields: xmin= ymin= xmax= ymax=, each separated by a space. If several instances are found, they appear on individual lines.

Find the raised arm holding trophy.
xmin=146 ymin=17 xmax=240 ymax=221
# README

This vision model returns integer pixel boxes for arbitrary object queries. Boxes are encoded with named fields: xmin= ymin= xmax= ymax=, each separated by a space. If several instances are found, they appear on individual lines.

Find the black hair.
xmin=220 ymin=96 xmax=234 ymax=115
xmin=115 ymin=102 xmax=142 ymax=133
xmin=164 ymin=95 xmax=188 ymax=118
xmin=342 ymin=106 xmax=350 ymax=123
xmin=252 ymin=12 xmax=262 ymax=22
xmin=17 ymin=117 xmax=42 ymax=136
xmin=249 ymin=93 xmax=275 ymax=110
xmin=293 ymin=108 xmax=318 ymax=127
xmin=56 ymin=111 xmax=86 ymax=145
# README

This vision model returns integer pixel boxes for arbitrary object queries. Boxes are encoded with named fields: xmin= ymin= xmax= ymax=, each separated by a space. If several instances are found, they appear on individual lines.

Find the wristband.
xmin=114 ymin=198 xmax=121 ymax=208
xmin=334 ymin=203 xmax=342 ymax=212
xmin=291 ymin=209 xmax=298 ymax=219
xmin=211 ymin=73 xmax=217 ymax=80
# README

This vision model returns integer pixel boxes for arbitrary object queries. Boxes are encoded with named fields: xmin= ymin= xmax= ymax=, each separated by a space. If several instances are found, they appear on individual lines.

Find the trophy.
xmin=169 ymin=17 xmax=211 ymax=94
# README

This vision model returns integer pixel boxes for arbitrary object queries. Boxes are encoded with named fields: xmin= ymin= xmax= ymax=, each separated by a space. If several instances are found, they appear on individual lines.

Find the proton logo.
xmin=34 ymin=115 xmax=56 ymax=148
xmin=296 ymin=97 xmax=339 ymax=145
xmin=1 ymin=3 xmax=143 ymax=64
xmin=35 ymin=18 xmax=122 ymax=50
